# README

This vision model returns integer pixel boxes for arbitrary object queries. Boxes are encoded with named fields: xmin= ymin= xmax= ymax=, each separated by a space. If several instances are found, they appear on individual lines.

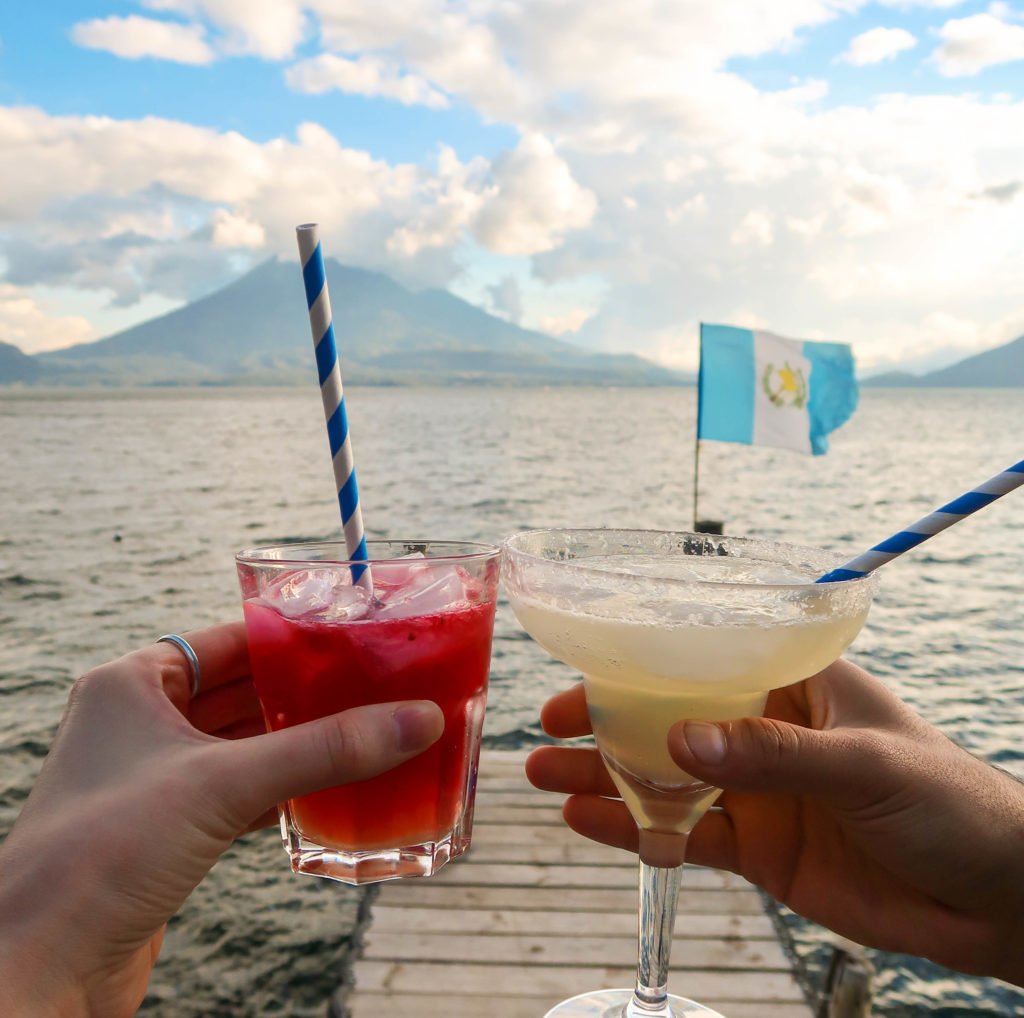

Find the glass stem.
xmin=626 ymin=859 xmax=685 ymax=1017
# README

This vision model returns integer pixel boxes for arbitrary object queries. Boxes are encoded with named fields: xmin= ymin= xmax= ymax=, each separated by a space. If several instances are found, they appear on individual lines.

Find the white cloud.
xmin=473 ymin=135 xmax=597 ymax=255
xmin=211 ymin=209 xmax=266 ymax=248
xmin=0 ymin=284 xmax=98 ymax=354
xmin=730 ymin=210 xmax=775 ymax=247
xmin=786 ymin=213 xmax=826 ymax=237
xmin=285 ymin=54 xmax=449 ymax=108
xmin=667 ymin=193 xmax=708 ymax=224
xmin=539 ymin=307 xmax=592 ymax=335
xmin=875 ymin=0 xmax=964 ymax=7
xmin=142 ymin=0 xmax=308 ymax=59
xmin=486 ymin=275 xmax=523 ymax=323
xmin=932 ymin=11 xmax=1024 ymax=76
xmin=840 ymin=27 xmax=917 ymax=65
xmin=71 ymin=15 xmax=215 ymax=65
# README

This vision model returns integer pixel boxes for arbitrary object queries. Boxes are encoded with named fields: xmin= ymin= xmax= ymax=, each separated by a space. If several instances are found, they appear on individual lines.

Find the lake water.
xmin=1 ymin=385 xmax=1022 ymax=1017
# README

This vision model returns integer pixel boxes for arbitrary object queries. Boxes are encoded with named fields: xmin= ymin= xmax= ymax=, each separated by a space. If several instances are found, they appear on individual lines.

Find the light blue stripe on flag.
xmin=803 ymin=340 xmax=858 ymax=455
xmin=698 ymin=324 xmax=754 ymax=445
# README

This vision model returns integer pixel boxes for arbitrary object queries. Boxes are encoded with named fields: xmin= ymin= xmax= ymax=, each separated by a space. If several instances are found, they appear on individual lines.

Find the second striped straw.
xmin=818 ymin=459 xmax=1024 ymax=583
xmin=296 ymin=223 xmax=372 ymax=589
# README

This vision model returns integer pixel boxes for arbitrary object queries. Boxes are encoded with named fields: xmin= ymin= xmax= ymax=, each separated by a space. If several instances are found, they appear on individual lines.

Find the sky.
xmin=1 ymin=1 xmax=1023 ymax=375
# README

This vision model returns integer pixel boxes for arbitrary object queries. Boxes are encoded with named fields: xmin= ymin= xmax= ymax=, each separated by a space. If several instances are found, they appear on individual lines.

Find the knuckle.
xmin=321 ymin=710 xmax=372 ymax=777
xmin=68 ymin=664 xmax=117 ymax=707
xmin=750 ymin=717 xmax=799 ymax=765
xmin=847 ymin=727 xmax=902 ymax=772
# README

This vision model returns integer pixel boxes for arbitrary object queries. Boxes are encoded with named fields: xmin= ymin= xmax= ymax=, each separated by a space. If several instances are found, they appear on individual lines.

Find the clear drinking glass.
xmin=501 ymin=529 xmax=876 ymax=1017
xmin=237 ymin=539 xmax=500 ymax=884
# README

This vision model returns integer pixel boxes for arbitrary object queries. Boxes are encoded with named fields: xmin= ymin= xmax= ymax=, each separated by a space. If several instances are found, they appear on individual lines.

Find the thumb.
xmin=213 ymin=700 xmax=444 ymax=826
xmin=668 ymin=716 xmax=876 ymax=799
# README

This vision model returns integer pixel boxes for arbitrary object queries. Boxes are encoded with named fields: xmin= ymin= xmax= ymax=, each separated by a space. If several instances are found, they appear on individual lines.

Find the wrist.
xmin=0 ymin=909 xmax=88 ymax=1018
xmin=0 ymin=829 xmax=94 ymax=1018
xmin=986 ymin=781 xmax=1024 ymax=987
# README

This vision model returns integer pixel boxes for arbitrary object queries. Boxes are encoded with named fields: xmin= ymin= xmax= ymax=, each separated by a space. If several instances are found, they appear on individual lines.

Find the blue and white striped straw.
xmin=296 ymin=223 xmax=371 ymax=589
xmin=818 ymin=459 xmax=1024 ymax=583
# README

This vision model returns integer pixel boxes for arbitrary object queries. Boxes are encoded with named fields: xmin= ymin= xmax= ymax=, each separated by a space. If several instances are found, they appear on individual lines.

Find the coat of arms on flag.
xmin=761 ymin=361 xmax=807 ymax=409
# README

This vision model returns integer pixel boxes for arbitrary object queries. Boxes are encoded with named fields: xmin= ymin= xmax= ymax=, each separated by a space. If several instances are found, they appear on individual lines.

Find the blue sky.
xmin=1 ymin=1 xmax=1022 ymax=374
xmin=0 ymin=4 xmax=519 ymax=163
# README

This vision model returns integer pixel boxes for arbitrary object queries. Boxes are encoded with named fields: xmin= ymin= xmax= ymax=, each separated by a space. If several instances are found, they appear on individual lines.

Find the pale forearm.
xmin=0 ymin=920 xmax=87 ymax=1018
xmin=0 ymin=831 xmax=95 ymax=1018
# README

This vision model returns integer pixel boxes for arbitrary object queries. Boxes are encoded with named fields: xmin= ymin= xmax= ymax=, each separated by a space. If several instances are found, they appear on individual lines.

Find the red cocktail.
xmin=237 ymin=540 xmax=499 ymax=884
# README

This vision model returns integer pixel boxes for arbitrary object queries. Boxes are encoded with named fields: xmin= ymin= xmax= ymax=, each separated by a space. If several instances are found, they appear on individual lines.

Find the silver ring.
xmin=157 ymin=634 xmax=201 ymax=698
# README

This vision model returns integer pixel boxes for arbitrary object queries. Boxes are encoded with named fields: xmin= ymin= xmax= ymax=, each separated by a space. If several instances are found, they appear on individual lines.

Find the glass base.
xmin=544 ymin=989 xmax=726 ymax=1018
xmin=284 ymin=821 xmax=470 ymax=885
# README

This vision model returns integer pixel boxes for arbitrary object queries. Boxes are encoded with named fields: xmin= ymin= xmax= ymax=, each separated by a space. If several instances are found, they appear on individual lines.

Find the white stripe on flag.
xmin=751 ymin=331 xmax=812 ymax=454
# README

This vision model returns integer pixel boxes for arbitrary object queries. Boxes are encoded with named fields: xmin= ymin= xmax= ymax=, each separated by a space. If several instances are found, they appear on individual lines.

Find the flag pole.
xmin=693 ymin=322 xmax=703 ymax=531
xmin=693 ymin=322 xmax=723 ymax=535
xmin=692 ymin=436 xmax=701 ymax=531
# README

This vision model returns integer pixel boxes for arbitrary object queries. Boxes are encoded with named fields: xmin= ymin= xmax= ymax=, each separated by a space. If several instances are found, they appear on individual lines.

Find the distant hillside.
xmin=12 ymin=259 xmax=686 ymax=388
xmin=864 ymin=334 xmax=1024 ymax=387
xmin=0 ymin=341 xmax=40 ymax=383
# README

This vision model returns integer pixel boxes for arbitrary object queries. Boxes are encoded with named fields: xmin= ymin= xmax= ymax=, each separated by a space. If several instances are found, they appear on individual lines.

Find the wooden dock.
xmin=342 ymin=750 xmax=813 ymax=1018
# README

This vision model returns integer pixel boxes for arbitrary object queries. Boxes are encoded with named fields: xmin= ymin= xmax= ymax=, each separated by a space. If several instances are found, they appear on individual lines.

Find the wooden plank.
xmin=350 ymin=961 xmax=807 ymax=1002
xmin=429 ymin=861 xmax=750 ymax=892
xmin=474 ymin=777 xmax=546 ymax=791
xmin=347 ymin=995 xmax=811 ymax=1018
xmin=463 ymin=839 xmax=745 ymax=875
xmin=361 ymin=931 xmax=791 ymax=970
xmin=470 ymin=789 xmax=566 ymax=806
xmin=478 ymin=749 xmax=532 ymax=768
xmin=367 ymin=883 xmax=767 ymax=916
xmin=472 ymin=804 xmax=568 ymax=825
xmin=467 ymin=822 xmax=631 ymax=850
xmin=367 ymin=905 xmax=779 ymax=940
xmin=462 ymin=840 xmax=686 ymax=866
xmin=461 ymin=839 xmax=631 ymax=862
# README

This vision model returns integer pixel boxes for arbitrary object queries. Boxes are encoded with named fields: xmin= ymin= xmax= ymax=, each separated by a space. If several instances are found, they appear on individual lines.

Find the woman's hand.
xmin=0 ymin=622 xmax=444 ymax=1018
xmin=527 ymin=659 xmax=1024 ymax=986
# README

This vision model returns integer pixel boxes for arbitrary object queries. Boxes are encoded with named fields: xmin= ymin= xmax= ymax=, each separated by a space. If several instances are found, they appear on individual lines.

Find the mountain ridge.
xmin=862 ymin=334 xmax=1024 ymax=388
xmin=18 ymin=259 xmax=686 ymax=387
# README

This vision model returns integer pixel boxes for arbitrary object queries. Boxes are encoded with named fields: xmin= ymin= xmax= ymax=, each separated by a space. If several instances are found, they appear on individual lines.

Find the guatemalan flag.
xmin=697 ymin=324 xmax=858 ymax=456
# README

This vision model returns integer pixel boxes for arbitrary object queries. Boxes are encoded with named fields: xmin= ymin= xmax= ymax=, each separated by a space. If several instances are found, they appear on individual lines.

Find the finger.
xmin=240 ymin=808 xmax=280 ymax=835
xmin=562 ymin=795 xmax=639 ymax=854
xmin=802 ymin=658 xmax=931 ymax=735
xmin=211 ymin=700 xmax=445 ymax=825
xmin=686 ymin=810 xmax=739 ymax=874
xmin=189 ymin=676 xmax=262 ymax=736
xmin=154 ymin=622 xmax=250 ymax=706
xmin=667 ymin=714 xmax=901 ymax=801
xmin=540 ymin=683 xmax=592 ymax=738
xmin=526 ymin=746 xmax=620 ymax=798
xmin=211 ymin=717 xmax=267 ymax=741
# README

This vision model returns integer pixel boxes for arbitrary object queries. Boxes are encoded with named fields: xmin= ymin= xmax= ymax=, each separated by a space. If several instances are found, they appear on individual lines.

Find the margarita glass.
xmin=502 ymin=529 xmax=876 ymax=1018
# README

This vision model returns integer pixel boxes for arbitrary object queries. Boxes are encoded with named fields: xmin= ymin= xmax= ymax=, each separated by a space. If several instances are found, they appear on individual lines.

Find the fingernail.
xmin=683 ymin=722 xmax=727 ymax=764
xmin=392 ymin=703 xmax=442 ymax=752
